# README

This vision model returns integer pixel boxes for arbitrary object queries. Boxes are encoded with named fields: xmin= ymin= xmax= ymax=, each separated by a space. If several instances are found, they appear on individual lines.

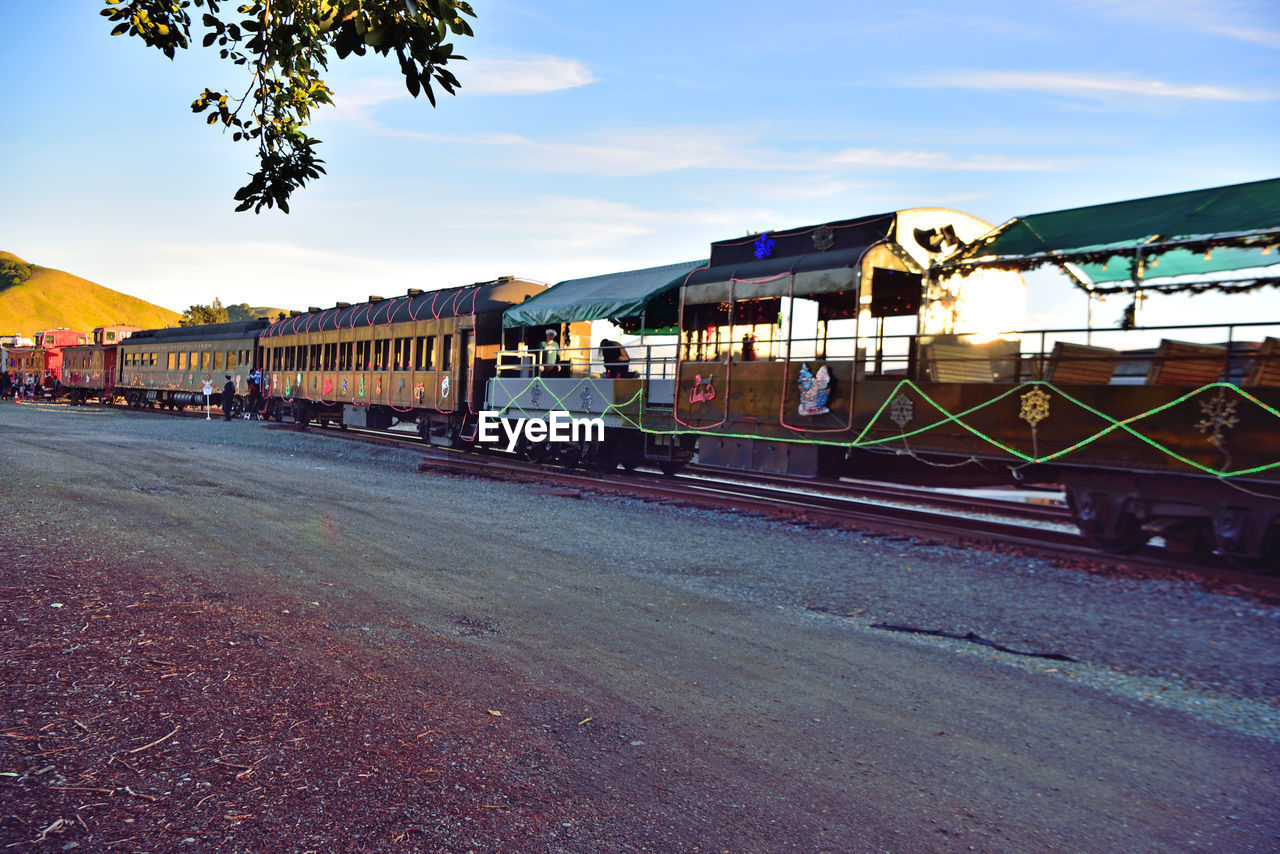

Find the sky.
xmin=2 ymin=0 xmax=1278 ymax=331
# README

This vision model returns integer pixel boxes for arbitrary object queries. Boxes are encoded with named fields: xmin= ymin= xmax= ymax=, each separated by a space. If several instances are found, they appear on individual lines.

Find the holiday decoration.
xmin=797 ymin=364 xmax=831 ymax=416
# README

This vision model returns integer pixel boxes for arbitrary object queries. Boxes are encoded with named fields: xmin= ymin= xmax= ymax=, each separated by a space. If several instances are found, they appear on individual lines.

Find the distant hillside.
xmin=0 ymin=252 xmax=183 ymax=337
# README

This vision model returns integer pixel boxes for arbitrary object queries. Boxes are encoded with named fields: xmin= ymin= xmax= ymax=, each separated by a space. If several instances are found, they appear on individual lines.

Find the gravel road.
xmin=2 ymin=401 xmax=1277 ymax=852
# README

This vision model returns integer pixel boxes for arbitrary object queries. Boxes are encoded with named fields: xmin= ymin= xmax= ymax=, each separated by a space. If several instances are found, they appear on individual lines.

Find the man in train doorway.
xmin=541 ymin=328 xmax=561 ymax=377
xmin=222 ymin=375 xmax=236 ymax=421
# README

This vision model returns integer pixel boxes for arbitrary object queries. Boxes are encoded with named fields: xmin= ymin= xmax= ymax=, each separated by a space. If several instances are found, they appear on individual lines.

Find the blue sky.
xmin=2 ymin=0 xmax=1277 ymax=327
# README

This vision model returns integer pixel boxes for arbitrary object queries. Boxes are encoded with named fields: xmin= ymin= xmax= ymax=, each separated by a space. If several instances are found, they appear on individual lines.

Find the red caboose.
xmin=30 ymin=328 xmax=92 ymax=387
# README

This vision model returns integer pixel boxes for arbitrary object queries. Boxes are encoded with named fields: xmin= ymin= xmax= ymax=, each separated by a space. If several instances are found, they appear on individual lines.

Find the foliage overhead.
xmin=100 ymin=0 xmax=477 ymax=213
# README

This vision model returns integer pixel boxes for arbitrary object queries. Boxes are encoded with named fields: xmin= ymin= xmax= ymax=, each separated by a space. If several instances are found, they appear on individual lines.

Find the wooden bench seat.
xmin=924 ymin=343 xmax=994 ymax=383
xmin=1045 ymin=342 xmax=1120 ymax=384
xmin=1245 ymin=337 xmax=1280 ymax=387
xmin=1146 ymin=339 xmax=1227 ymax=386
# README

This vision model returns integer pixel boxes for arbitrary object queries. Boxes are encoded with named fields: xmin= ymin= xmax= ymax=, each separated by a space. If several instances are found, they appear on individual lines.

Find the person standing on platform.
xmin=222 ymin=375 xmax=236 ymax=421
xmin=541 ymin=329 xmax=561 ymax=377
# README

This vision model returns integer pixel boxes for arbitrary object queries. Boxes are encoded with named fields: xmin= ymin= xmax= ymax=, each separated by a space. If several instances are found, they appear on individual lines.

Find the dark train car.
xmin=116 ymin=320 xmax=268 ymax=410
xmin=491 ymin=182 xmax=1280 ymax=567
xmin=62 ymin=325 xmax=142 ymax=403
xmin=489 ymin=209 xmax=1007 ymax=474
xmin=260 ymin=277 xmax=545 ymax=441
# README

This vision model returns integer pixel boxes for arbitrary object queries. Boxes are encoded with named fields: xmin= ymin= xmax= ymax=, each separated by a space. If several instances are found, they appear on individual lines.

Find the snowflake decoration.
xmin=889 ymin=393 xmax=914 ymax=429
xmin=811 ymin=226 xmax=835 ymax=251
xmin=580 ymin=385 xmax=593 ymax=412
xmin=1194 ymin=387 xmax=1240 ymax=450
xmin=530 ymin=382 xmax=542 ymax=409
xmin=1019 ymin=388 xmax=1051 ymax=428
xmin=753 ymin=232 xmax=776 ymax=259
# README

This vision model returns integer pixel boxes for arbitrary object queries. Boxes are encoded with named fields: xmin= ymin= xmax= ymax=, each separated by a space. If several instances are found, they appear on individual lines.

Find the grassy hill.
xmin=0 ymin=252 xmax=183 ymax=337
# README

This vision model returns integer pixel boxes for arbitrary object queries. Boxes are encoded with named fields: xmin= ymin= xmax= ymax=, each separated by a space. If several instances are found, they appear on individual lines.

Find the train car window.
xmin=783 ymin=297 xmax=820 ymax=361
xmin=189 ymin=351 xmax=198 ymax=370
xmin=227 ymin=350 xmax=237 ymax=370
xmin=441 ymin=335 xmax=452 ymax=371
xmin=415 ymin=336 xmax=436 ymax=370
xmin=212 ymin=351 xmax=223 ymax=371
xmin=339 ymin=342 xmax=351 ymax=371
xmin=375 ymin=339 xmax=390 ymax=371
xmin=309 ymin=344 xmax=320 ymax=371
xmin=868 ymin=269 xmax=923 ymax=317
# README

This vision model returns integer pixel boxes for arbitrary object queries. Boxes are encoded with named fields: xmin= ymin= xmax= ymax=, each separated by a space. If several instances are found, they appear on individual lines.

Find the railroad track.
xmin=33 ymin=400 xmax=1272 ymax=593
xmin=270 ymin=421 xmax=1276 ymax=595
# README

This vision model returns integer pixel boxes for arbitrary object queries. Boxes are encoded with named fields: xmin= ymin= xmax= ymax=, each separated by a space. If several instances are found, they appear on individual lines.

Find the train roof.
xmin=263 ymin=277 xmax=543 ymax=338
xmin=502 ymin=260 xmax=707 ymax=328
xmin=682 ymin=210 xmax=992 ymax=300
xmin=124 ymin=319 xmax=271 ymax=344
xmin=947 ymin=176 xmax=1280 ymax=286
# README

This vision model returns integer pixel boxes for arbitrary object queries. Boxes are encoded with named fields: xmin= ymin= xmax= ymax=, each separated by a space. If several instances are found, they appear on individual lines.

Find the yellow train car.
xmin=260 ymin=277 xmax=544 ymax=441
xmin=116 ymin=320 xmax=267 ymax=410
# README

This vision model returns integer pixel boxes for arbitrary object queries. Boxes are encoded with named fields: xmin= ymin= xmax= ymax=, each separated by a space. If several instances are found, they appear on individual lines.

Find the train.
xmin=11 ymin=179 xmax=1278 ymax=568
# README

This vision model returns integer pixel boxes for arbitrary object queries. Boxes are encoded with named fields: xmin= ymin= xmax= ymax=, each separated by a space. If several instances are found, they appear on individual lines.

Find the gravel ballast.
xmin=3 ymin=400 xmax=1278 ymax=852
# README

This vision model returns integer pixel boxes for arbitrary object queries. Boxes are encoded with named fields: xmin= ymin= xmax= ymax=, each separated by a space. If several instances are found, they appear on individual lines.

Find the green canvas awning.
xmin=1074 ymin=244 xmax=1274 ymax=285
xmin=947 ymin=177 xmax=1280 ymax=290
xmin=503 ymin=260 xmax=708 ymax=328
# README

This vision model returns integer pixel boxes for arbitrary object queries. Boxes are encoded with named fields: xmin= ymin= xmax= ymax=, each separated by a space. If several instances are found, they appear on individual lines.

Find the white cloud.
xmin=825 ymin=148 xmax=1067 ymax=172
xmin=462 ymin=55 xmax=596 ymax=95
xmin=1208 ymin=24 xmax=1280 ymax=49
xmin=1067 ymin=1 xmax=1280 ymax=49
xmin=912 ymin=70 xmax=1272 ymax=102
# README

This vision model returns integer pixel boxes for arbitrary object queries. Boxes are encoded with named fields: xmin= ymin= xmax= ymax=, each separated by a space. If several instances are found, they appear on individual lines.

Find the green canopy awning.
xmin=947 ymin=177 xmax=1280 ymax=291
xmin=503 ymin=260 xmax=708 ymax=328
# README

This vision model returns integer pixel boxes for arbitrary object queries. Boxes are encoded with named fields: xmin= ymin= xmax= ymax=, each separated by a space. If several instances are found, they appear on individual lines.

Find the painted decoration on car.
xmin=797 ymin=363 xmax=830 ymax=416
xmin=689 ymin=374 xmax=716 ymax=404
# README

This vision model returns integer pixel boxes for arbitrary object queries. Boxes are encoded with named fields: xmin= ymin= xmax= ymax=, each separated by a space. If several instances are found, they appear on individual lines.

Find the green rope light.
xmin=490 ymin=375 xmax=1280 ymax=479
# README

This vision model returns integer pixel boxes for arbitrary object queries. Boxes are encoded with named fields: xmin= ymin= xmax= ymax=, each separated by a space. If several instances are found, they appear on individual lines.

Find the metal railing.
xmin=495 ymin=320 xmax=1280 ymax=386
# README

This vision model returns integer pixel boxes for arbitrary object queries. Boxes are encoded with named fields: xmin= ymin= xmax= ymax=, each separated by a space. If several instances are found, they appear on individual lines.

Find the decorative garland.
xmin=943 ymin=231 xmax=1279 ymax=296
xmin=491 ymin=374 xmax=1280 ymax=481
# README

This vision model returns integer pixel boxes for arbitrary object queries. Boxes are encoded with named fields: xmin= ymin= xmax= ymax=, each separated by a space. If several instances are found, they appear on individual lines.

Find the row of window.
xmin=121 ymin=349 xmax=253 ymax=371
xmin=266 ymin=335 xmax=453 ymax=373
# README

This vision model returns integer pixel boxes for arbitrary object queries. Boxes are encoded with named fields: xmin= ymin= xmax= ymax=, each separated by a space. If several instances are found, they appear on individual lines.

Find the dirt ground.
xmin=2 ymin=403 xmax=1278 ymax=853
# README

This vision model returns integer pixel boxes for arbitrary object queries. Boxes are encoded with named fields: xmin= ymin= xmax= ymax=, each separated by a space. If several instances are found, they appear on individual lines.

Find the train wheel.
xmin=1084 ymin=514 xmax=1149 ymax=554
xmin=659 ymin=459 xmax=687 ymax=477
xmin=1068 ymin=491 xmax=1149 ymax=554
xmin=519 ymin=437 xmax=549 ymax=464
xmin=557 ymin=442 xmax=583 ymax=471
xmin=591 ymin=435 xmax=619 ymax=473
xmin=1221 ymin=525 xmax=1280 ymax=574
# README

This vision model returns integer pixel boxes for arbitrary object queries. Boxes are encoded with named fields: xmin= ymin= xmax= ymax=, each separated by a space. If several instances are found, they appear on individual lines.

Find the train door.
xmin=458 ymin=328 xmax=474 ymax=410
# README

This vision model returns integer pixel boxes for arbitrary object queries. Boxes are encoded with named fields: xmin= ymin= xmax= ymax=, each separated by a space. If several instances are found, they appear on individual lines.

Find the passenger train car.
xmin=115 ymin=320 xmax=268 ymax=410
xmin=61 ymin=325 xmax=141 ymax=403
xmin=258 ymin=277 xmax=547 ymax=442
xmin=35 ymin=179 xmax=1277 ymax=567
xmin=4 ymin=328 xmax=91 ymax=391
xmin=485 ymin=182 xmax=1280 ymax=567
